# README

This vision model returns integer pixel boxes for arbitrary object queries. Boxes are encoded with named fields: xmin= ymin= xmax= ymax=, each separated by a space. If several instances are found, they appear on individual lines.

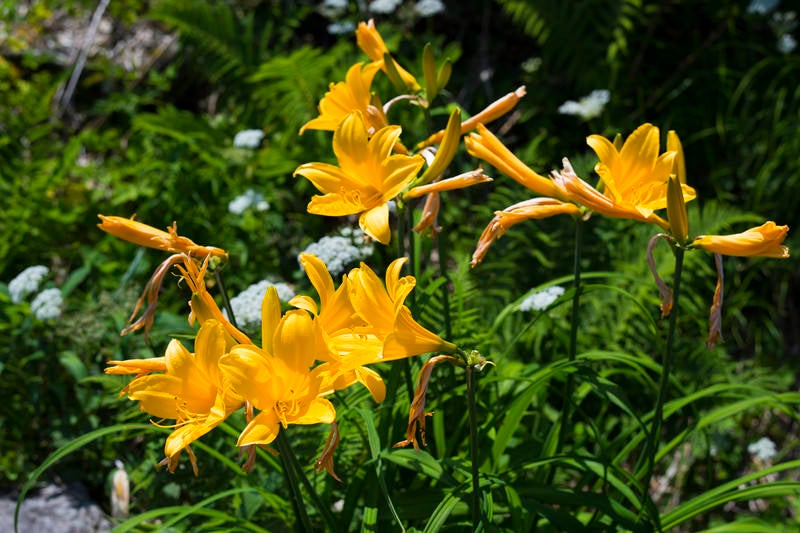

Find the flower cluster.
xmin=467 ymin=121 xmax=789 ymax=346
xmin=100 ymin=216 xmax=456 ymax=474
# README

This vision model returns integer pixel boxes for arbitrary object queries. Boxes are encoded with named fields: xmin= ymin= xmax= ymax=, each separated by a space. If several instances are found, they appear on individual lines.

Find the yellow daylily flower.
xmin=97 ymin=215 xmax=227 ymax=261
xmin=107 ymin=320 xmax=242 ymax=474
xmin=299 ymin=61 xmax=387 ymax=135
xmin=295 ymin=253 xmax=387 ymax=402
xmin=583 ymin=123 xmax=696 ymax=225
xmin=356 ymin=19 xmax=420 ymax=92
xmin=294 ymin=112 xmax=425 ymax=244
xmin=691 ymin=221 xmax=790 ymax=258
xmin=347 ymin=257 xmax=457 ymax=361
xmin=219 ymin=287 xmax=336 ymax=447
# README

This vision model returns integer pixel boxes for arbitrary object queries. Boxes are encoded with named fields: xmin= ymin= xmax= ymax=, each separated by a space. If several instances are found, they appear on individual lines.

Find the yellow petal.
xmin=359 ymin=203 xmax=391 ymax=244
xmin=692 ymin=222 xmax=790 ymax=258
xmin=237 ymin=410 xmax=280 ymax=446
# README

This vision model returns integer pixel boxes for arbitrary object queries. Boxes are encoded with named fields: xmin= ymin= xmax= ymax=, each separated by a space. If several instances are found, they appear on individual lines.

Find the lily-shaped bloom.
xmin=466 ymin=123 xmax=697 ymax=265
xmin=346 ymin=257 xmax=457 ymax=362
xmin=294 ymin=111 xmax=425 ymax=244
xmin=299 ymin=62 xmax=387 ymax=135
xmin=691 ymin=222 xmax=789 ymax=258
xmin=106 ymin=319 xmax=242 ymax=474
xmin=98 ymin=215 xmax=227 ymax=261
xmin=219 ymin=287 xmax=336 ymax=447
xmin=578 ymin=123 xmax=696 ymax=227
xmin=356 ymin=19 xmax=420 ymax=92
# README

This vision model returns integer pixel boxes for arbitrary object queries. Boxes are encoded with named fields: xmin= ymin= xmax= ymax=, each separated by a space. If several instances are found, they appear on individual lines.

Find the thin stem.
xmin=548 ymin=219 xmax=584 ymax=480
xmin=214 ymin=268 xmax=239 ymax=330
xmin=283 ymin=433 xmax=339 ymax=531
xmin=466 ymin=365 xmax=482 ymax=529
xmin=275 ymin=429 xmax=314 ymax=532
xmin=437 ymin=231 xmax=452 ymax=340
xmin=638 ymin=246 xmax=685 ymax=527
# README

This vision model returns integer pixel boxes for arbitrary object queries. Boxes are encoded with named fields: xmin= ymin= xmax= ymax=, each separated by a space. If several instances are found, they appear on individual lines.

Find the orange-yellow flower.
xmin=582 ymin=123 xmax=696 ymax=226
xmin=299 ymin=61 xmax=387 ymax=135
xmin=107 ymin=319 xmax=242 ymax=474
xmin=97 ymin=215 xmax=227 ymax=260
xmin=218 ymin=287 xmax=336 ymax=446
xmin=356 ymin=19 xmax=420 ymax=92
xmin=294 ymin=112 xmax=424 ymax=244
xmin=691 ymin=222 xmax=790 ymax=258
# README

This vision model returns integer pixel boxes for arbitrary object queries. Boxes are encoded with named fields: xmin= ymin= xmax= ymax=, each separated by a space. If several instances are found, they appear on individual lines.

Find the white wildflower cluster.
xmin=768 ymin=10 xmax=797 ymax=54
xmin=747 ymin=437 xmax=777 ymax=462
xmin=747 ymin=0 xmax=779 ymax=15
xmin=232 ymin=129 xmax=264 ymax=149
xmin=30 ymin=288 xmax=64 ymax=321
xmin=519 ymin=285 xmax=565 ymax=312
xmin=415 ymin=0 xmax=445 ymax=17
xmin=8 ymin=265 xmax=50 ymax=304
xmin=558 ymin=89 xmax=610 ymax=121
xmin=370 ymin=0 xmax=403 ymax=14
xmin=224 ymin=280 xmax=295 ymax=329
xmin=328 ymin=20 xmax=356 ymax=35
xmin=301 ymin=226 xmax=375 ymax=276
xmin=228 ymin=189 xmax=270 ymax=215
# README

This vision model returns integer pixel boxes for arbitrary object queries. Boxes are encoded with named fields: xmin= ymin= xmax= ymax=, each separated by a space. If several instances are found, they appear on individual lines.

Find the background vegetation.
xmin=1 ymin=0 xmax=798 ymax=530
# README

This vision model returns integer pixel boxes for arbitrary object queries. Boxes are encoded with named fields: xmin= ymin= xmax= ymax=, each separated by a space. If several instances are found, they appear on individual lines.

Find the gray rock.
xmin=0 ymin=482 xmax=112 ymax=533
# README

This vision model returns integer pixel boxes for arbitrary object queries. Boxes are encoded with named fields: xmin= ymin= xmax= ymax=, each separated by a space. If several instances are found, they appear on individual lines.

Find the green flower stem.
xmin=437 ymin=230 xmax=452 ymax=340
xmin=547 ymin=218 xmax=584 ymax=487
xmin=214 ymin=268 xmax=239 ymax=330
xmin=395 ymin=202 xmax=417 ymax=401
xmin=466 ymin=364 xmax=482 ymax=529
xmin=639 ymin=247 xmax=685 ymax=522
xmin=275 ymin=429 xmax=314 ymax=532
xmin=281 ymin=431 xmax=339 ymax=531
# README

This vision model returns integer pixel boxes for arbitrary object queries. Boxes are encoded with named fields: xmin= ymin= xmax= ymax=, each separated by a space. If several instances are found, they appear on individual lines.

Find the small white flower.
xmin=225 ymin=280 xmax=295 ymax=329
xmin=521 ymin=57 xmax=542 ymax=73
xmin=747 ymin=0 xmax=779 ymax=15
xmin=301 ymin=227 xmax=374 ymax=276
xmin=370 ymin=0 xmax=402 ymax=15
xmin=228 ymin=189 xmax=270 ymax=215
xmin=415 ymin=0 xmax=445 ymax=17
xmin=777 ymin=33 xmax=797 ymax=53
xmin=30 ymin=288 xmax=63 ymax=320
xmin=327 ymin=20 xmax=356 ymax=35
xmin=320 ymin=0 xmax=349 ymax=18
xmin=747 ymin=437 xmax=777 ymax=461
xmin=519 ymin=286 xmax=565 ymax=312
xmin=233 ymin=129 xmax=264 ymax=149
xmin=8 ymin=265 xmax=49 ymax=304
xmin=558 ymin=89 xmax=610 ymax=121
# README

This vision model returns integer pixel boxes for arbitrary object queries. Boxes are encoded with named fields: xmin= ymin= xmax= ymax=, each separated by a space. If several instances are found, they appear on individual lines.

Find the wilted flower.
xmin=8 ymin=265 xmax=49 ymax=304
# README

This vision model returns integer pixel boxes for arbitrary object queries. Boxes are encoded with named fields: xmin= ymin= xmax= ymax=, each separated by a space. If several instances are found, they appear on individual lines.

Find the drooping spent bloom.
xmin=219 ymin=287 xmax=336 ymax=447
xmin=294 ymin=111 xmax=425 ymax=244
xmin=300 ymin=61 xmax=386 ymax=135
xmin=98 ymin=215 xmax=227 ymax=261
xmin=356 ymin=19 xmax=420 ymax=91
xmin=106 ymin=319 xmax=242 ymax=474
